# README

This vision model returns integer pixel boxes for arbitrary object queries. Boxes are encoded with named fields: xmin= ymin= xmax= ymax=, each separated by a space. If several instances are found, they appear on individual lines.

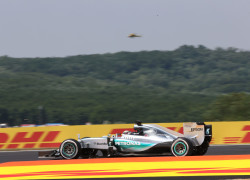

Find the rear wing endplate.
xmin=183 ymin=122 xmax=212 ymax=145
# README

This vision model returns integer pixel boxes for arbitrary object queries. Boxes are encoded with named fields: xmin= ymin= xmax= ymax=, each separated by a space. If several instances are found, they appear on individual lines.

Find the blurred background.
xmin=0 ymin=0 xmax=250 ymax=127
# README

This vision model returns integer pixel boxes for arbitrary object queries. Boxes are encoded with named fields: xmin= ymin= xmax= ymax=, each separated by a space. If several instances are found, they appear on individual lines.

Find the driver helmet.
xmin=144 ymin=129 xmax=156 ymax=136
xmin=123 ymin=130 xmax=132 ymax=135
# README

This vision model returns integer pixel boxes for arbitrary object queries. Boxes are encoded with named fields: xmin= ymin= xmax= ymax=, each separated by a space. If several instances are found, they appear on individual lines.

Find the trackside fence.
xmin=0 ymin=121 xmax=250 ymax=150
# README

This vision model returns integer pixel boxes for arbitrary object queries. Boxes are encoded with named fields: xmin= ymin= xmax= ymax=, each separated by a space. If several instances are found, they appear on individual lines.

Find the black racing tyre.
xmin=59 ymin=139 xmax=81 ymax=159
xmin=195 ymin=141 xmax=209 ymax=156
xmin=171 ymin=138 xmax=193 ymax=157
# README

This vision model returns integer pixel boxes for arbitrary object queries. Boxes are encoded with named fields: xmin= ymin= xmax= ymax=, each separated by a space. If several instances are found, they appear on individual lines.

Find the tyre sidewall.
xmin=60 ymin=139 xmax=81 ymax=159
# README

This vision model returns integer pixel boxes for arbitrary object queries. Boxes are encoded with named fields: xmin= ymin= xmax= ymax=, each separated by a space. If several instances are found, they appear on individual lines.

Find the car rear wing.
xmin=183 ymin=122 xmax=212 ymax=146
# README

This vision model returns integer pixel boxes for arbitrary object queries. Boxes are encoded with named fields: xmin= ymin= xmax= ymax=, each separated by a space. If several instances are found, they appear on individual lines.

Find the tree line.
xmin=0 ymin=45 xmax=250 ymax=125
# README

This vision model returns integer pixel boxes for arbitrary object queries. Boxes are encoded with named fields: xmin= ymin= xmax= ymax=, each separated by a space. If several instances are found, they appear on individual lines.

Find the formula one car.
xmin=39 ymin=122 xmax=212 ymax=159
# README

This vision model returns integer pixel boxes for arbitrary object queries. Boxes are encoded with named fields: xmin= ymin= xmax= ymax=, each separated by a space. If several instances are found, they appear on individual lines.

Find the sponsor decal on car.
xmin=115 ymin=141 xmax=141 ymax=146
xmin=94 ymin=142 xmax=108 ymax=145
xmin=191 ymin=128 xmax=203 ymax=132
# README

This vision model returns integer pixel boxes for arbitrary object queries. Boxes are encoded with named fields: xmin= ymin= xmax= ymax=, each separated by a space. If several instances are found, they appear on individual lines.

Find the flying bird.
xmin=128 ymin=33 xmax=142 ymax=38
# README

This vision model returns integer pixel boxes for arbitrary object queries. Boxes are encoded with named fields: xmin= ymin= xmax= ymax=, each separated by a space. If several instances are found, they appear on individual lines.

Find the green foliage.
xmin=204 ymin=93 xmax=250 ymax=121
xmin=0 ymin=45 xmax=250 ymax=125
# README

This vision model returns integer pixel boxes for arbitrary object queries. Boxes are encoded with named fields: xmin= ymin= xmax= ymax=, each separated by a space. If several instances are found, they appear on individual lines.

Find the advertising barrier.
xmin=0 ymin=121 xmax=250 ymax=150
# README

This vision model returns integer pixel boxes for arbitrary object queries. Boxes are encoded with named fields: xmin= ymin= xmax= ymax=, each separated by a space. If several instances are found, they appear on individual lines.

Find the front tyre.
xmin=171 ymin=138 xmax=193 ymax=157
xmin=59 ymin=139 xmax=81 ymax=159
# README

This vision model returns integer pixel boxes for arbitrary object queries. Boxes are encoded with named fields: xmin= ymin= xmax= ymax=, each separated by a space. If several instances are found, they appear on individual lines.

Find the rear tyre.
xmin=195 ymin=141 xmax=209 ymax=156
xmin=59 ymin=139 xmax=81 ymax=159
xmin=171 ymin=138 xmax=193 ymax=157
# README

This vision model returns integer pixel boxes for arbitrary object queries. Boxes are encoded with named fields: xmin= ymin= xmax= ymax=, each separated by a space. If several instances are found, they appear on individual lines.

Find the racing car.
xmin=39 ymin=121 xmax=212 ymax=159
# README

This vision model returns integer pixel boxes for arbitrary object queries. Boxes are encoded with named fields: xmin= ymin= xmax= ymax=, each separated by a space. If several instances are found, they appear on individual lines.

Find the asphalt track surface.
xmin=0 ymin=145 xmax=250 ymax=180
xmin=1 ymin=145 xmax=250 ymax=163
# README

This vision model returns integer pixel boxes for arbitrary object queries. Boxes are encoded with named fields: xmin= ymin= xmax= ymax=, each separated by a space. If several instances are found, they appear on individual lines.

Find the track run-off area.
xmin=0 ymin=145 xmax=250 ymax=179
xmin=1 ymin=120 xmax=250 ymax=179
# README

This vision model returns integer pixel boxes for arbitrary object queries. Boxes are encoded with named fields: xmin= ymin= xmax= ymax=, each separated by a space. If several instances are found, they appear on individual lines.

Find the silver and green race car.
xmin=39 ymin=121 xmax=212 ymax=159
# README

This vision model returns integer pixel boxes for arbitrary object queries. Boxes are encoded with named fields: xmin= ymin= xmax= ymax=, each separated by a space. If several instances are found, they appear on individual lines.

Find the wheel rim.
xmin=62 ymin=142 xmax=76 ymax=157
xmin=174 ymin=142 xmax=187 ymax=156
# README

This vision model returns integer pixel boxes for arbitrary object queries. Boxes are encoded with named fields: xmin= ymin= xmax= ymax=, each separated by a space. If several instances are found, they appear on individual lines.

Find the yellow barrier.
xmin=0 ymin=121 xmax=250 ymax=150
